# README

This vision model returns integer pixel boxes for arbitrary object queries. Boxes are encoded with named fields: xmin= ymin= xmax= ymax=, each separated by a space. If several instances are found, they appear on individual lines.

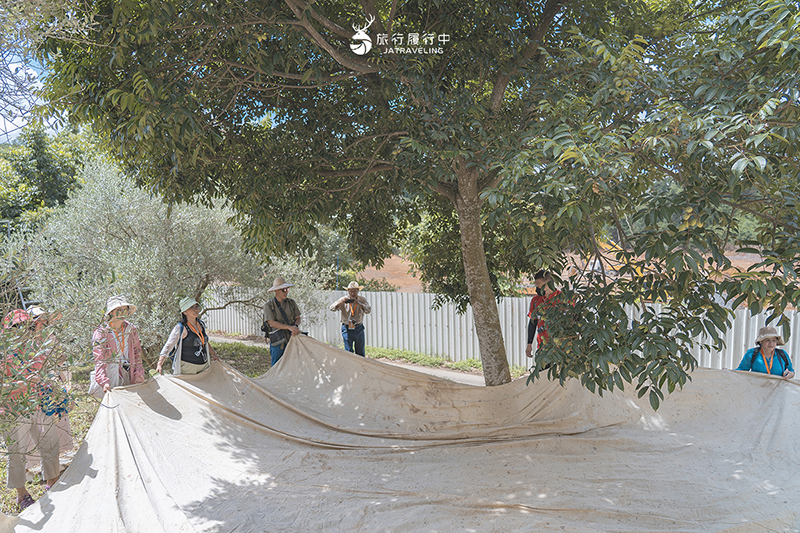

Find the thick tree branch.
xmin=477 ymin=167 xmax=502 ymax=192
xmin=610 ymin=202 xmax=630 ymax=251
xmin=201 ymin=297 xmax=265 ymax=316
xmin=316 ymin=164 xmax=393 ymax=177
xmin=437 ymin=181 xmax=457 ymax=203
xmin=719 ymin=198 xmax=800 ymax=234
xmin=288 ymin=0 xmax=353 ymax=40
xmin=194 ymin=273 xmax=213 ymax=301
xmin=359 ymin=0 xmax=387 ymax=35
xmin=489 ymin=0 xmax=568 ymax=113
xmin=341 ymin=131 xmax=407 ymax=154
xmin=283 ymin=0 xmax=378 ymax=74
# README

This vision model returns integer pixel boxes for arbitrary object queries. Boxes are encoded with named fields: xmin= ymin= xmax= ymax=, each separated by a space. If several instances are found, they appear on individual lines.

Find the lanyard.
xmin=111 ymin=328 xmax=126 ymax=357
xmin=187 ymin=320 xmax=205 ymax=346
xmin=349 ymin=301 xmax=357 ymax=317
xmin=762 ymin=349 xmax=774 ymax=374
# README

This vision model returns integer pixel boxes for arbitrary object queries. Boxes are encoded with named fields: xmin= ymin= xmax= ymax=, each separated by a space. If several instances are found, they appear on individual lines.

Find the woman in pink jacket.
xmin=90 ymin=296 xmax=146 ymax=396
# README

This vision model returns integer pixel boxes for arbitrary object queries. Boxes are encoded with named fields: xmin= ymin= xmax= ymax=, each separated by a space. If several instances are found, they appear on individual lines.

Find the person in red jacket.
xmin=525 ymin=271 xmax=562 ymax=358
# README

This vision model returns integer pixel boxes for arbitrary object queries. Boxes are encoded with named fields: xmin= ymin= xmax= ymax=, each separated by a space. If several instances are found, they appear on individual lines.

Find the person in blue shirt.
xmin=736 ymin=326 xmax=795 ymax=379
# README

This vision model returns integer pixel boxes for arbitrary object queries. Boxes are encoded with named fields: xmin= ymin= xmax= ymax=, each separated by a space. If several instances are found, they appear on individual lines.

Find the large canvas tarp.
xmin=6 ymin=335 xmax=800 ymax=532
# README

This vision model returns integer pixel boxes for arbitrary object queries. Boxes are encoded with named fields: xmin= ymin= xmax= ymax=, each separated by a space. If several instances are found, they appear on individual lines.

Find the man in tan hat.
xmin=329 ymin=281 xmax=371 ymax=356
xmin=735 ymin=325 xmax=795 ymax=379
xmin=264 ymin=277 xmax=302 ymax=366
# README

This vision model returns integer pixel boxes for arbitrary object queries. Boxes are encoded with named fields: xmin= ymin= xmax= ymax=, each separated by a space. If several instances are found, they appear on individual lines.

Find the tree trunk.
xmin=450 ymin=164 xmax=512 ymax=386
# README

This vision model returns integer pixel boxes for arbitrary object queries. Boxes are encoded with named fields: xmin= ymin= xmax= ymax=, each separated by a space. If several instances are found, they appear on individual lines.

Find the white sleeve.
xmin=159 ymin=324 xmax=184 ymax=358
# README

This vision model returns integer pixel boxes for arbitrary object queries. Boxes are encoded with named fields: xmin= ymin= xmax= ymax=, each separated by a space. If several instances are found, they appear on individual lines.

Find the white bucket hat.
xmin=105 ymin=295 xmax=137 ymax=317
xmin=267 ymin=277 xmax=294 ymax=292
xmin=28 ymin=306 xmax=47 ymax=320
xmin=755 ymin=326 xmax=785 ymax=346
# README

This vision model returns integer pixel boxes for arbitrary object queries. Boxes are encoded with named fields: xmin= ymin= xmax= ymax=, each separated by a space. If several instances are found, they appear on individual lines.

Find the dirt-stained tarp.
xmin=7 ymin=335 xmax=800 ymax=532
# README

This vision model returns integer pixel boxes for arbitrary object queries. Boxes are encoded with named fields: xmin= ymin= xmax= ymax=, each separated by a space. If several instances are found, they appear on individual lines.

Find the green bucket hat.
xmin=180 ymin=296 xmax=200 ymax=314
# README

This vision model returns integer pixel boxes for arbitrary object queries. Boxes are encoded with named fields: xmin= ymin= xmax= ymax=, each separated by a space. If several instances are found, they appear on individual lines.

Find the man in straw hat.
xmin=264 ymin=277 xmax=302 ymax=366
xmin=735 ymin=325 xmax=795 ymax=379
xmin=329 ymin=281 xmax=372 ymax=356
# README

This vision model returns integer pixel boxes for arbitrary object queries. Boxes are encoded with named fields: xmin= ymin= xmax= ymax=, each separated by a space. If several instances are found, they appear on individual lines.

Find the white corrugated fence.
xmin=204 ymin=288 xmax=800 ymax=371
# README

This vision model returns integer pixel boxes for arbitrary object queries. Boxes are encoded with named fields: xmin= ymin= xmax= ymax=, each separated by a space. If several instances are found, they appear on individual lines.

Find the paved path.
xmin=209 ymin=335 xmax=485 ymax=387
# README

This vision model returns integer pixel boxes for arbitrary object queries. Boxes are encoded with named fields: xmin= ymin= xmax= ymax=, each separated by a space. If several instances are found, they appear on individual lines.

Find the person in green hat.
xmin=156 ymin=296 xmax=218 ymax=375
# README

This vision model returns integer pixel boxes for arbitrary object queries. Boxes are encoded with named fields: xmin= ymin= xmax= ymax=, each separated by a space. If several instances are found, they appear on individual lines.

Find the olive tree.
xmin=16 ymin=157 xmax=331 ymax=362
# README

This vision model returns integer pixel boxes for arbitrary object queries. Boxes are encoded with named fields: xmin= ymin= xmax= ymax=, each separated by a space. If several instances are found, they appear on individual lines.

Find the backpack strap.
xmin=273 ymin=297 xmax=292 ymax=325
xmin=777 ymin=348 xmax=790 ymax=372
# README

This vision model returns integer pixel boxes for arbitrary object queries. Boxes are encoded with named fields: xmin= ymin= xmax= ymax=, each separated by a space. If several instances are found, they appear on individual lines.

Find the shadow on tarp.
xmin=135 ymin=381 xmax=182 ymax=421
xmin=13 ymin=335 xmax=800 ymax=532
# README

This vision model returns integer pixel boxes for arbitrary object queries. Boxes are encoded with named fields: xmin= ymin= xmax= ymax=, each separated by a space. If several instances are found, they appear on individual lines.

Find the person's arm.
xmin=92 ymin=327 xmax=112 ymax=391
xmin=359 ymin=296 xmax=371 ymax=314
xmin=156 ymin=324 xmax=183 ymax=373
xmin=265 ymin=300 xmax=290 ymax=330
xmin=525 ymin=319 xmax=537 ymax=358
xmin=208 ymin=343 xmax=219 ymax=360
xmin=734 ymin=349 xmax=752 ymax=371
xmin=267 ymin=300 xmax=301 ymax=335
xmin=291 ymin=301 xmax=302 ymax=334
xmin=267 ymin=319 xmax=299 ymax=331
xmin=329 ymin=297 xmax=346 ymax=312
xmin=781 ymin=350 xmax=794 ymax=379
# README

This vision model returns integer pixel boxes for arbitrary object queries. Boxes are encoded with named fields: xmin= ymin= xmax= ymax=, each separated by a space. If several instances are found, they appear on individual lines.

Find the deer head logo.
xmin=350 ymin=14 xmax=375 ymax=56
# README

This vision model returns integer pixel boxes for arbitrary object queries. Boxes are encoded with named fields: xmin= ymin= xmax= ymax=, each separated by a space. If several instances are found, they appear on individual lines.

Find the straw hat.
xmin=180 ymin=296 xmax=200 ymax=314
xmin=267 ymin=277 xmax=294 ymax=292
xmin=346 ymin=281 xmax=363 ymax=290
xmin=105 ymin=295 xmax=137 ymax=317
xmin=755 ymin=326 xmax=785 ymax=346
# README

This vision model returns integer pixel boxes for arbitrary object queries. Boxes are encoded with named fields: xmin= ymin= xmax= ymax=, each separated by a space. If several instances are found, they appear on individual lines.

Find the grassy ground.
xmin=364 ymin=345 xmax=529 ymax=379
xmin=0 ymin=341 xmax=526 ymax=515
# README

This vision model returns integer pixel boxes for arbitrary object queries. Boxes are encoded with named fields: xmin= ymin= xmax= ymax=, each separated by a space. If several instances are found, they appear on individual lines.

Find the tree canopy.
xmin=1 ymin=0 xmax=95 ymax=140
xmin=38 ymin=0 xmax=800 ymax=401
xmin=0 ymin=126 xmax=98 ymax=227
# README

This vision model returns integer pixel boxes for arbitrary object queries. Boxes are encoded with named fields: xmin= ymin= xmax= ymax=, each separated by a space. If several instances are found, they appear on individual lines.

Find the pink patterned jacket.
xmin=92 ymin=321 xmax=146 ymax=388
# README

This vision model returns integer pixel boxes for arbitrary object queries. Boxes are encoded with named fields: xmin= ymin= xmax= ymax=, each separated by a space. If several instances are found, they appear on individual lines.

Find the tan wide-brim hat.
xmin=755 ymin=326 xmax=785 ymax=346
xmin=346 ymin=281 xmax=363 ymax=290
xmin=267 ymin=277 xmax=295 ymax=292
xmin=105 ymin=295 xmax=137 ymax=317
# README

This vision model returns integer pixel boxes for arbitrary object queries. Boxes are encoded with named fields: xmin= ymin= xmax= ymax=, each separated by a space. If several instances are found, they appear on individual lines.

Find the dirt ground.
xmin=361 ymin=255 xmax=423 ymax=292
